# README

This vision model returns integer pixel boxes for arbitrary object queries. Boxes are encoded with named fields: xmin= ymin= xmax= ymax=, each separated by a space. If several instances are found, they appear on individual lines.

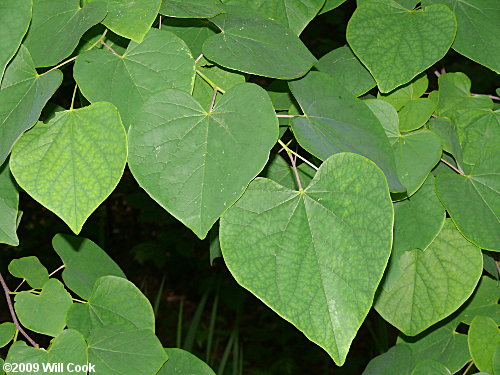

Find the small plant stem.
xmin=72 ymin=298 xmax=88 ymax=304
xmin=286 ymin=148 xmax=303 ymax=190
xmin=196 ymin=69 xmax=225 ymax=94
xmin=70 ymin=84 xmax=78 ymax=110
xmin=441 ymin=158 xmax=464 ymax=175
xmin=462 ymin=361 xmax=474 ymax=375
xmin=14 ymin=264 xmax=65 ymax=292
xmin=471 ymin=93 xmax=500 ymax=101
xmin=276 ymin=114 xmax=297 ymax=118
xmin=195 ymin=54 xmax=204 ymax=64
xmin=86 ymin=29 xmax=108 ymax=51
xmin=277 ymin=139 xmax=318 ymax=171
xmin=101 ymin=40 xmax=121 ymax=57
xmin=0 ymin=271 xmax=39 ymax=348
xmin=158 ymin=15 xmax=162 ymax=29
xmin=41 ymin=56 xmax=77 ymax=76
xmin=277 ymin=139 xmax=292 ymax=154
xmin=209 ymin=88 xmax=218 ymax=111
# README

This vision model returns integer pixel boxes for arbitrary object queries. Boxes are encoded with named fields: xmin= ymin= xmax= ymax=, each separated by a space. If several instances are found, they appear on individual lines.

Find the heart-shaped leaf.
xmin=468 ymin=315 xmax=500 ymax=374
xmin=8 ymin=256 xmax=49 ymax=289
xmin=10 ymin=102 xmax=127 ymax=234
xmin=24 ymin=0 xmax=106 ymax=67
xmin=66 ymin=276 xmax=155 ymax=337
xmin=0 ymin=46 xmax=62 ymax=165
xmin=160 ymin=0 xmax=224 ymax=18
xmin=128 ymin=83 xmax=278 ymax=239
xmin=52 ymin=234 xmax=126 ymax=299
xmin=202 ymin=6 xmax=316 ymax=79
xmin=398 ymin=98 xmax=436 ymax=132
xmin=75 ymin=29 xmax=195 ymax=130
xmin=5 ymin=330 xmax=88 ymax=375
xmin=290 ymin=72 xmax=404 ymax=192
xmin=0 ymin=0 xmax=32 ymax=81
xmin=347 ymin=0 xmax=456 ymax=92
xmin=375 ymin=220 xmax=483 ymax=336
xmin=220 ymin=153 xmax=394 ymax=365
xmin=0 ymin=162 xmax=19 ymax=246
xmin=84 ymin=0 xmax=162 ymax=43
xmin=14 ymin=279 xmax=73 ymax=337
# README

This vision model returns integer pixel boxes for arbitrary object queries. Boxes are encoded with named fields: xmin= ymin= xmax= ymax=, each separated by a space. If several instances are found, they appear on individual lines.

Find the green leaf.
xmin=8 ymin=256 xmax=49 ymax=289
xmin=262 ymin=154 xmax=316 ymax=191
xmin=162 ymin=18 xmax=218 ymax=57
xmin=128 ymin=83 xmax=278 ymax=239
xmin=364 ymin=99 xmax=400 ymax=139
xmin=220 ymin=153 xmax=394 ymax=365
xmin=398 ymin=98 xmax=436 ymax=132
xmin=289 ymin=71 xmax=404 ymax=192
xmin=455 ymin=276 xmax=500 ymax=325
xmin=423 ymin=0 xmax=500 ymax=73
xmin=157 ymin=348 xmax=216 ymax=374
xmin=52 ymin=234 xmax=127 ymax=300
xmin=10 ymin=102 xmax=127 ymax=234
xmin=375 ymin=219 xmax=483 ymax=336
xmin=14 ymin=279 xmax=73 ymax=337
xmin=428 ymin=117 xmax=463 ymax=166
xmin=320 ymin=0 xmax=348 ymax=14
xmin=468 ymin=316 xmax=500 ymax=374
xmin=66 ymin=276 xmax=155 ymax=337
xmin=85 ymin=0 xmax=162 ymax=43
xmin=347 ymin=0 xmax=456 ymax=93
xmin=221 ymin=0 xmax=325 ymax=34
xmin=0 ymin=0 xmax=32 ymax=81
xmin=23 ymin=0 xmax=106 ymax=67
xmin=160 ymin=0 xmax=224 ymax=18
xmin=378 ymin=74 xmax=429 ymax=111
xmin=75 ymin=29 xmax=195 ymax=130
xmin=363 ymin=344 xmax=413 ymax=374
xmin=0 ymin=162 xmax=19 ymax=246
xmin=87 ymin=326 xmax=168 ymax=375
xmin=5 ymin=330 xmax=88 ymax=375
xmin=435 ymin=156 xmax=499 ymax=252
xmin=315 ymin=45 xmax=376 ymax=96
xmin=411 ymin=360 xmax=451 ymax=375
xmin=436 ymin=73 xmax=493 ymax=118
xmin=0 ymin=46 xmax=62 ymax=165
xmin=202 ymin=6 xmax=316 ymax=79
xmin=0 ymin=323 xmax=16 ymax=349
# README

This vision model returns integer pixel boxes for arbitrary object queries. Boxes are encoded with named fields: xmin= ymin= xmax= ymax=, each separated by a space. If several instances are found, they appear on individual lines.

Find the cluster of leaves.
xmin=0 ymin=0 xmax=498 ymax=373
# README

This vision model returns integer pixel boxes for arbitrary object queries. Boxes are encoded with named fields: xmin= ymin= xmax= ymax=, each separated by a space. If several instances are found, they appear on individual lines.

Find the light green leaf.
xmin=411 ymin=360 xmax=451 ymax=375
xmin=364 ymin=99 xmax=400 ymax=139
xmin=378 ymin=74 xmax=429 ymax=111
xmin=320 ymin=0 xmax=348 ymax=14
xmin=160 ymin=0 xmax=224 ymax=18
xmin=469 ymin=316 xmax=500 ymax=374
xmin=0 ymin=0 xmax=32 ymax=82
xmin=75 ymin=29 xmax=195 ymax=130
xmin=423 ymin=0 xmax=500 ymax=73
xmin=391 ymin=130 xmax=442 ymax=196
xmin=24 ymin=0 xmax=106 ymax=67
xmin=220 ymin=153 xmax=394 ymax=365
xmin=263 ymin=154 xmax=316 ymax=191
xmin=14 ymin=279 xmax=73 ymax=337
xmin=428 ymin=117 xmax=463 ymax=166
xmin=128 ymin=83 xmax=278 ymax=239
xmin=436 ymin=73 xmax=494 ymax=118
xmin=375 ymin=219 xmax=483 ymax=335
xmin=0 ymin=162 xmax=19 ymax=246
xmin=363 ymin=344 xmax=413 ymax=374
xmin=221 ymin=0 xmax=325 ymax=34
xmin=0 ymin=46 xmax=62 ymax=165
xmin=85 ymin=0 xmax=162 ymax=43
xmin=0 ymin=323 xmax=16 ymax=348
xmin=455 ymin=276 xmax=500 ymax=325
xmin=10 ymin=102 xmax=127 ymax=234
xmin=162 ymin=18 xmax=218 ymax=57
xmin=289 ymin=71 xmax=404 ymax=192
xmin=398 ymin=98 xmax=436 ymax=132
xmin=435 ymin=156 xmax=499 ymax=252
xmin=8 ymin=256 xmax=49 ymax=289
xmin=5 ymin=330 xmax=88 ymax=375
xmin=66 ymin=276 xmax=155 ymax=337
xmin=202 ymin=6 xmax=316 ymax=79
xmin=87 ymin=326 xmax=168 ymax=375
xmin=347 ymin=0 xmax=456 ymax=93
xmin=52 ymin=234 xmax=126 ymax=300
xmin=158 ymin=348 xmax=216 ymax=374
xmin=315 ymin=45 xmax=376 ymax=96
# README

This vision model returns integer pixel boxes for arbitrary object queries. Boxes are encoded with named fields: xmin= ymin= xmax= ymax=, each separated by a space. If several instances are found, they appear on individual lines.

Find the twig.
xmin=159 ymin=15 xmax=162 ymax=29
xmin=209 ymin=88 xmax=218 ymax=111
xmin=41 ymin=56 xmax=77 ymax=75
xmin=471 ymin=93 xmax=500 ymax=101
xmin=277 ymin=139 xmax=319 ymax=171
xmin=276 ymin=114 xmax=297 ymax=118
xmin=462 ymin=361 xmax=474 ymax=375
xmin=86 ymin=29 xmax=108 ymax=50
xmin=70 ymin=84 xmax=78 ymax=110
xmin=196 ymin=69 xmax=225 ymax=94
xmin=101 ymin=40 xmax=121 ymax=57
xmin=286 ymin=148 xmax=303 ymax=190
xmin=277 ymin=139 xmax=292 ymax=154
xmin=195 ymin=54 xmax=204 ymax=64
xmin=0 ymin=271 xmax=39 ymax=348
xmin=441 ymin=158 xmax=464 ymax=175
